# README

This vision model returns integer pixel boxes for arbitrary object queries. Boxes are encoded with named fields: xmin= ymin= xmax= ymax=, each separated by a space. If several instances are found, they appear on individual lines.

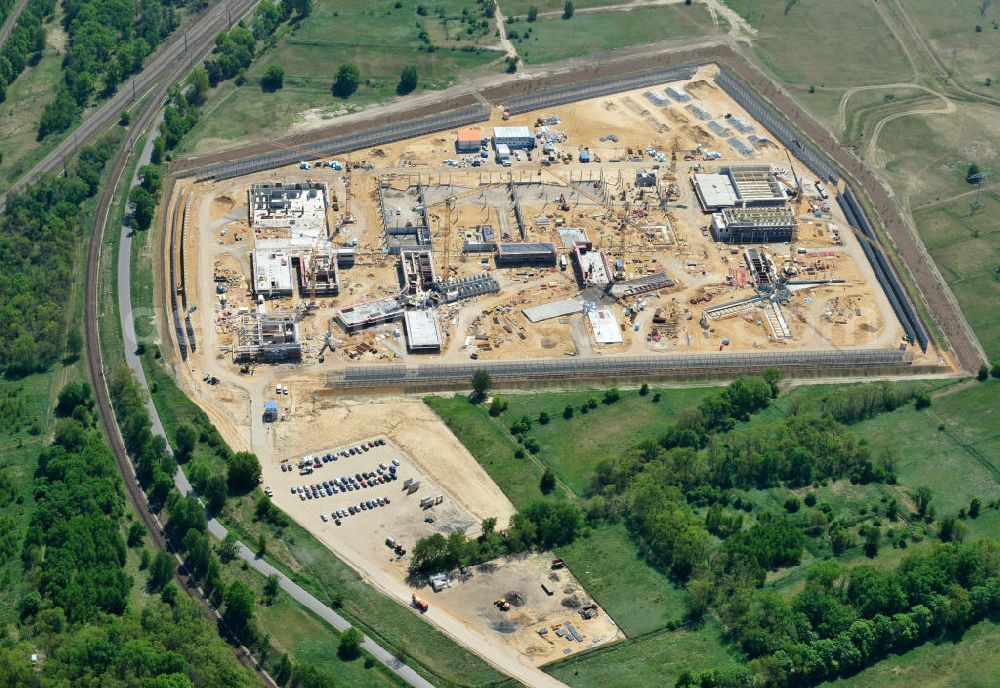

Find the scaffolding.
xmin=233 ymin=313 xmax=302 ymax=362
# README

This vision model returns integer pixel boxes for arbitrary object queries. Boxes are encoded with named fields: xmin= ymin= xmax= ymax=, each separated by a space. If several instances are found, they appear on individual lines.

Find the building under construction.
xmin=298 ymin=253 xmax=340 ymax=296
xmin=399 ymin=250 xmax=437 ymax=294
xmin=496 ymin=242 xmax=557 ymax=267
xmin=248 ymin=181 xmax=329 ymax=235
xmin=233 ymin=313 xmax=303 ymax=362
xmin=334 ymin=297 xmax=405 ymax=331
xmin=710 ymin=207 xmax=795 ymax=244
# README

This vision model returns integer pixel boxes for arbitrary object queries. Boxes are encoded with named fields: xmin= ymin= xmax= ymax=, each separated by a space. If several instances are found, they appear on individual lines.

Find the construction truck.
xmin=411 ymin=594 xmax=428 ymax=613
xmin=495 ymin=598 xmax=511 ymax=611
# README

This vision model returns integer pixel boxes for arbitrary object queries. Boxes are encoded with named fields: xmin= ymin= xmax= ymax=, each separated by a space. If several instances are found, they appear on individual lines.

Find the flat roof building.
xmin=251 ymin=250 xmax=295 ymax=298
xmin=710 ymin=207 xmax=795 ymax=244
xmin=495 ymin=242 xmax=557 ymax=267
xmin=456 ymin=128 xmax=482 ymax=153
xmin=587 ymin=307 xmax=623 ymax=345
xmin=694 ymin=173 xmax=739 ymax=211
xmin=403 ymin=310 xmax=442 ymax=352
xmin=493 ymin=126 xmax=535 ymax=150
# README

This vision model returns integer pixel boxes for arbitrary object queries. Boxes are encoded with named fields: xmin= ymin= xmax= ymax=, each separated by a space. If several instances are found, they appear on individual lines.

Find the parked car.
xmin=321 ymin=513 xmax=328 ymax=522
xmin=377 ymin=497 xmax=386 ymax=506
xmin=290 ymin=486 xmax=297 ymax=494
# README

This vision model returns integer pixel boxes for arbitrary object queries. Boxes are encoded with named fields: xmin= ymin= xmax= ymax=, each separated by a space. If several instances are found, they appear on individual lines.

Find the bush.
xmin=991 ymin=364 xmax=1000 ymax=379
xmin=639 ymin=383 xmax=649 ymax=396
xmin=332 ymin=63 xmax=360 ymax=97
xmin=913 ymin=390 xmax=931 ymax=409
xmin=562 ymin=0 xmax=574 ymax=18
xmin=527 ymin=5 xmax=538 ymax=21
xmin=977 ymin=364 xmax=989 ymax=381
xmin=538 ymin=411 xmax=550 ymax=425
xmin=603 ymin=388 xmax=621 ymax=404
xmin=563 ymin=405 xmax=573 ymax=419
xmin=784 ymin=497 xmax=800 ymax=513
xmin=540 ymin=468 xmax=556 ymax=494
xmin=397 ymin=65 xmax=418 ymax=95
xmin=261 ymin=65 xmax=284 ymax=92
xmin=488 ymin=396 xmax=508 ymax=416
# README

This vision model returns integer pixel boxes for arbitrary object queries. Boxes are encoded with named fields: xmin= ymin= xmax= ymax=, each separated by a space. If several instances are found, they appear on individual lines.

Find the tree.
xmin=287 ymin=0 xmax=313 ymax=19
xmin=274 ymin=653 xmax=293 ymax=685
xmin=864 ymin=526 xmax=880 ymax=558
xmin=913 ymin=486 xmax=934 ymax=518
xmin=149 ymin=550 xmax=174 ymax=590
xmin=338 ymin=626 xmax=364 ymax=660
xmin=139 ymin=164 xmax=162 ymax=194
xmin=128 ymin=522 xmax=147 ymax=547
xmin=991 ymin=364 xmax=1000 ymax=379
xmin=129 ymin=186 xmax=156 ymax=230
xmin=969 ymin=498 xmax=982 ymax=518
xmin=471 ymin=370 xmax=492 ymax=402
xmin=538 ymin=411 xmax=550 ymax=425
xmin=527 ymin=5 xmax=538 ymax=20
xmin=219 ymin=531 xmax=240 ymax=563
xmin=261 ymin=65 xmax=284 ymax=92
xmin=188 ymin=67 xmax=210 ymax=105
xmin=202 ymin=475 xmax=227 ymax=513
xmin=263 ymin=574 xmax=280 ymax=603
xmin=175 ymin=423 xmax=197 ymax=460
xmin=257 ymin=532 xmax=267 ymax=557
xmin=228 ymin=451 xmax=262 ymax=492
xmin=639 ymin=383 xmax=649 ymax=396
xmin=540 ymin=468 xmax=556 ymax=494
xmin=977 ymin=364 xmax=989 ymax=381
xmin=966 ymin=162 xmax=981 ymax=184
xmin=397 ymin=65 xmax=418 ymax=95
xmin=223 ymin=580 xmax=255 ymax=639
xmin=563 ymin=405 xmax=574 ymax=419
xmin=562 ymin=0 xmax=574 ymax=18
xmin=332 ymin=62 xmax=360 ymax=97
xmin=489 ymin=396 xmax=508 ymax=416
xmin=603 ymin=387 xmax=621 ymax=404
xmin=914 ymin=390 xmax=931 ymax=409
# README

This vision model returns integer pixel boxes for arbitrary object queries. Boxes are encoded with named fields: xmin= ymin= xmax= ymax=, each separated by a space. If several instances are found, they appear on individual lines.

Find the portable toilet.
xmin=579 ymin=149 xmax=591 ymax=163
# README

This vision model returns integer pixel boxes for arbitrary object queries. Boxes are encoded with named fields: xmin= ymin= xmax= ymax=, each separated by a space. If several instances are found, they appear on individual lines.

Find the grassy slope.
xmin=513 ymin=4 xmax=722 ymax=64
xmin=722 ymin=0 xmax=912 ymax=87
xmin=554 ymin=522 xmax=687 ymax=637
xmin=546 ymin=617 xmax=742 ymax=688
xmin=902 ymin=0 xmax=1000 ymax=97
xmin=912 ymin=192 xmax=1000 ymax=361
xmin=182 ymin=0 xmax=503 ymax=155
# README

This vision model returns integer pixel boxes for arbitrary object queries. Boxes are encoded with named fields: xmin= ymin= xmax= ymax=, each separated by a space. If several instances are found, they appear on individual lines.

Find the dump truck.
xmin=411 ymin=594 xmax=428 ymax=612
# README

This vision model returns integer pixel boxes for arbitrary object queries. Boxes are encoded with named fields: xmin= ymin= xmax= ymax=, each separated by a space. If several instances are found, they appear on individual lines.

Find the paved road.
xmin=0 ymin=0 xmax=260 ymax=209
xmin=118 ymin=166 xmax=434 ymax=688
xmin=0 ymin=0 xmax=29 ymax=50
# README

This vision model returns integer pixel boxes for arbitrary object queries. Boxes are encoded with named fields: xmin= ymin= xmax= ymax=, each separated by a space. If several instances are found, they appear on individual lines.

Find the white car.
xmin=321 ymin=513 xmax=329 ymax=522
xmin=264 ymin=487 xmax=273 ymax=497
xmin=282 ymin=385 xmax=289 ymax=395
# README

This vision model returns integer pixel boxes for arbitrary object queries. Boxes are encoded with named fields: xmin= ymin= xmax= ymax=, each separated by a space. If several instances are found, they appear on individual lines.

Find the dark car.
xmin=349 ymin=506 xmax=356 ymax=515
xmin=384 ymin=497 xmax=391 ymax=504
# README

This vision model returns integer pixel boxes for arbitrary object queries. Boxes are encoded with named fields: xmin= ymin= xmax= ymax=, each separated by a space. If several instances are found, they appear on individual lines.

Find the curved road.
xmin=1 ymin=0 xmax=260 ymax=209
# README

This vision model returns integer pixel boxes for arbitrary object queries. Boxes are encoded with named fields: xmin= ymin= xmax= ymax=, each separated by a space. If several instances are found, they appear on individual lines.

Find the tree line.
xmin=38 ymin=0 xmax=183 ymax=138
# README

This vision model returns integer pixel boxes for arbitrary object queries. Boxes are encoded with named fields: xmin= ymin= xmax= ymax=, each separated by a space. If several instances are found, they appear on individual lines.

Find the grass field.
xmin=183 ymin=0 xmax=503 ymax=154
xmin=511 ymin=4 xmax=722 ymax=64
xmin=554 ymin=523 xmax=687 ymax=637
xmin=913 ymin=193 xmax=1000 ymax=360
xmin=498 ymin=386 xmax=716 ymax=494
xmin=546 ymin=617 xmax=742 ymax=687
xmin=425 ymin=394 xmax=559 ymax=507
xmin=722 ymin=0 xmax=913 ymax=87
xmin=900 ymin=0 xmax=1000 ymax=97
xmin=854 ymin=380 xmax=1000 ymax=515
xmin=217 ymin=556 xmax=407 ymax=687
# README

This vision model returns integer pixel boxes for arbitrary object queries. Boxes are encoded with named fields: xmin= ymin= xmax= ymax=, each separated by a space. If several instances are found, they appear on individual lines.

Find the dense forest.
xmin=1 ymin=381 xmax=255 ymax=687
xmin=0 ymin=133 xmax=117 ymax=375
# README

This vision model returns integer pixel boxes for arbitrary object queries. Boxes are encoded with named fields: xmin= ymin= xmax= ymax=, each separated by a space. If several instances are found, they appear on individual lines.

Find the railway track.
xmin=1 ymin=0 xmax=260 ymax=208
xmin=82 ymin=33 xmax=276 ymax=688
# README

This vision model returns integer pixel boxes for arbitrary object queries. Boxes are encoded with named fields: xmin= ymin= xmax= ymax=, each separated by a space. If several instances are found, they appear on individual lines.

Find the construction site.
xmin=157 ymin=62 xmax=943 ymax=684
xmin=171 ymin=65 xmax=932 ymax=381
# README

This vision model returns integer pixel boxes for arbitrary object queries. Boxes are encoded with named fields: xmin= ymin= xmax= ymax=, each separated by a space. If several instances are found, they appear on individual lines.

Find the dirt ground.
xmin=427 ymin=554 xmax=625 ymax=666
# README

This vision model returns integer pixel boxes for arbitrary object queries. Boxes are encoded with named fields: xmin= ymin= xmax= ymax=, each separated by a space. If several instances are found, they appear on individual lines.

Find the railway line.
xmin=0 ymin=0 xmax=260 ymax=209
xmin=82 ymin=31 xmax=279 ymax=688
